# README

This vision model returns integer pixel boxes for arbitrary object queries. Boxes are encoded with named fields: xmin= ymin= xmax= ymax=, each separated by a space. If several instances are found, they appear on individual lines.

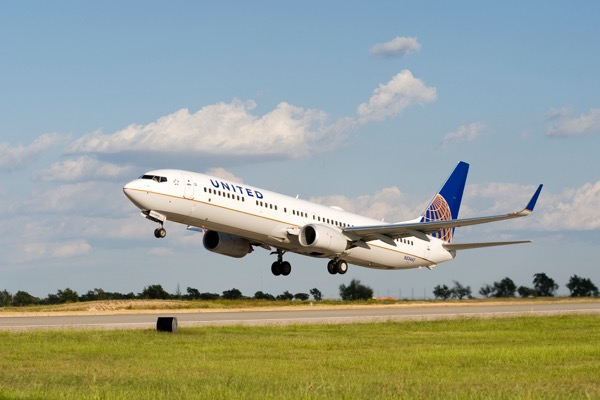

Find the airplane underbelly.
xmin=344 ymin=245 xmax=433 ymax=270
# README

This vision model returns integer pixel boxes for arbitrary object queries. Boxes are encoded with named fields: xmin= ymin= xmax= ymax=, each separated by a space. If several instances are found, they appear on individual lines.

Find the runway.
xmin=1 ymin=301 xmax=599 ymax=331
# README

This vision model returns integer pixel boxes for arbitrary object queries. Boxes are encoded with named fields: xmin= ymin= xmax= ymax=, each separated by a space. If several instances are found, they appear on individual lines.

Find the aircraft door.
xmin=182 ymin=174 xmax=194 ymax=199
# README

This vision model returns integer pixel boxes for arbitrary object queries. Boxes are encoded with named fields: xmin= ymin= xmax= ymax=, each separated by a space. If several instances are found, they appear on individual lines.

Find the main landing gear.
xmin=327 ymin=259 xmax=348 ymax=275
xmin=271 ymin=249 xmax=291 ymax=276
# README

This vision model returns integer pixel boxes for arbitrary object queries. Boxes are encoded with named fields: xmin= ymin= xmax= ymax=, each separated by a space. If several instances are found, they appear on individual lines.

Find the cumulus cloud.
xmin=370 ymin=37 xmax=421 ymax=58
xmin=35 ymin=156 xmax=136 ymax=182
xmin=536 ymin=182 xmax=600 ymax=231
xmin=18 ymin=240 xmax=91 ymax=263
xmin=466 ymin=182 xmax=600 ymax=231
xmin=67 ymin=100 xmax=331 ymax=158
xmin=205 ymin=167 xmax=244 ymax=183
xmin=310 ymin=186 xmax=418 ymax=223
xmin=63 ymin=72 xmax=436 ymax=162
xmin=546 ymin=107 xmax=600 ymax=137
xmin=0 ymin=133 xmax=65 ymax=171
xmin=356 ymin=70 xmax=437 ymax=123
xmin=24 ymin=181 xmax=127 ymax=215
xmin=441 ymin=122 xmax=485 ymax=148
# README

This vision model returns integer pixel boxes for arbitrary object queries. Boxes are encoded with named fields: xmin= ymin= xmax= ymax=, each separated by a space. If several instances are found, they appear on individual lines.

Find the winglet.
xmin=525 ymin=184 xmax=543 ymax=213
xmin=515 ymin=184 xmax=543 ymax=216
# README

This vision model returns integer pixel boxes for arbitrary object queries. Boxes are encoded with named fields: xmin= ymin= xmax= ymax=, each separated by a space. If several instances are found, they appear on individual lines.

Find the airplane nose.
xmin=123 ymin=180 xmax=146 ymax=208
xmin=123 ymin=181 xmax=136 ymax=199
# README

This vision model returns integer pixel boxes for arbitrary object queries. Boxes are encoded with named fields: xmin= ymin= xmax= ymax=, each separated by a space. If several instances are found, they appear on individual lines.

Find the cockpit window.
xmin=140 ymin=175 xmax=168 ymax=183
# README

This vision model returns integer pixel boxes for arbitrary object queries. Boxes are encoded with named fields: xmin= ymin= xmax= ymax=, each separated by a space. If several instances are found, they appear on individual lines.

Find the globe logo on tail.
xmin=422 ymin=194 xmax=454 ymax=243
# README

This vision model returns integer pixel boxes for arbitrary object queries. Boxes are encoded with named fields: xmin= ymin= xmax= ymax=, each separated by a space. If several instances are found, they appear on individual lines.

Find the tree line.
xmin=0 ymin=279 xmax=376 ymax=307
xmin=433 ymin=273 xmax=599 ymax=300
xmin=1 ymin=273 xmax=597 ymax=307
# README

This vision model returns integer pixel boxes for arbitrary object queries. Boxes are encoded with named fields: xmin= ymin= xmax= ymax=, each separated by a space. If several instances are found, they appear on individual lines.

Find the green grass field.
xmin=1 ymin=314 xmax=599 ymax=399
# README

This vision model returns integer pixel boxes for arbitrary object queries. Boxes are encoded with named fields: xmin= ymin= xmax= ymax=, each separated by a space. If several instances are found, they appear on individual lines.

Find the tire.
xmin=337 ymin=261 xmax=348 ymax=275
xmin=327 ymin=260 xmax=337 ymax=275
xmin=281 ymin=261 xmax=292 ymax=276
xmin=271 ymin=261 xmax=282 ymax=276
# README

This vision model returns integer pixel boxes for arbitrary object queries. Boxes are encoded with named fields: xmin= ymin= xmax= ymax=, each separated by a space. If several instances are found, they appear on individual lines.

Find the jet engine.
xmin=202 ymin=230 xmax=252 ymax=258
xmin=299 ymin=224 xmax=348 ymax=255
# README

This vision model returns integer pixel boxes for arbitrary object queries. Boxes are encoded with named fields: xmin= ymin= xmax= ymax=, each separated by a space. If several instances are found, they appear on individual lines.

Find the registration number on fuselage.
xmin=404 ymin=256 xmax=416 ymax=262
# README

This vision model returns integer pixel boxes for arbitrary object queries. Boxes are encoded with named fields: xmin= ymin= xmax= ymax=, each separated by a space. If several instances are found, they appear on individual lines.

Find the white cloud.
xmin=35 ymin=156 xmax=136 ymax=182
xmin=356 ymin=70 xmax=437 ymax=123
xmin=546 ymin=107 xmax=600 ymax=137
xmin=441 ymin=122 xmax=485 ymax=148
xmin=547 ymin=107 xmax=572 ymax=120
xmin=24 ymin=181 xmax=127 ymax=215
xmin=536 ymin=182 xmax=600 ymax=231
xmin=370 ymin=37 xmax=421 ymax=58
xmin=67 ymin=100 xmax=330 ymax=158
xmin=467 ymin=182 xmax=600 ymax=231
xmin=310 ymin=186 xmax=418 ymax=223
xmin=0 ymin=133 xmax=65 ymax=171
xmin=205 ymin=167 xmax=244 ymax=183
xmin=18 ymin=240 xmax=91 ymax=263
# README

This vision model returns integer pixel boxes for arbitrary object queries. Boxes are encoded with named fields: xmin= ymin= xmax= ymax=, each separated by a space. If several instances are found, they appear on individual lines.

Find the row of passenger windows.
xmin=204 ymin=187 xmax=246 ymax=202
xmin=203 ymin=185 xmax=415 ymax=245
xmin=203 ymin=186 xmax=353 ymax=228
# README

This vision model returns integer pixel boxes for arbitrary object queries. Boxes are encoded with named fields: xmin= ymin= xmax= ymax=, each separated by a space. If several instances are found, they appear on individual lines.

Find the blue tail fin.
xmin=420 ymin=161 xmax=469 ymax=243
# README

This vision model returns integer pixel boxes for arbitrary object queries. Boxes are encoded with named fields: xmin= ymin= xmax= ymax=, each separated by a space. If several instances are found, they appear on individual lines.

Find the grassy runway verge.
xmin=1 ymin=314 xmax=599 ymax=399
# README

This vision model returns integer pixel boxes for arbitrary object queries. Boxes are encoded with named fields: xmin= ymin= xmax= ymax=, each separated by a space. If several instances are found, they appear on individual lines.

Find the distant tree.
xmin=433 ymin=284 xmax=451 ymax=300
xmin=566 ymin=275 xmax=599 ymax=297
xmin=57 ymin=288 xmax=79 ymax=303
xmin=479 ymin=284 xmax=494 ymax=298
xmin=533 ymin=273 xmax=559 ymax=297
xmin=43 ymin=293 xmax=61 ymax=305
xmin=79 ymin=288 xmax=108 ymax=302
xmin=0 ymin=290 xmax=12 ymax=307
xmin=12 ymin=291 xmax=40 ymax=307
xmin=492 ymin=277 xmax=517 ymax=298
xmin=222 ymin=288 xmax=243 ymax=300
xmin=276 ymin=291 xmax=294 ymax=301
xmin=254 ymin=291 xmax=275 ymax=300
xmin=339 ymin=279 xmax=373 ymax=301
xmin=450 ymin=281 xmax=472 ymax=300
xmin=198 ymin=292 xmax=220 ymax=300
xmin=186 ymin=287 xmax=201 ymax=300
xmin=140 ymin=284 xmax=170 ymax=299
xmin=310 ymin=288 xmax=323 ymax=301
xmin=517 ymin=286 xmax=536 ymax=298
xmin=294 ymin=293 xmax=310 ymax=301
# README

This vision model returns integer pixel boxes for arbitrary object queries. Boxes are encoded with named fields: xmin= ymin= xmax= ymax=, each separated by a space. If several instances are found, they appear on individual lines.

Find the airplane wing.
xmin=343 ymin=184 xmax=543 ymax=245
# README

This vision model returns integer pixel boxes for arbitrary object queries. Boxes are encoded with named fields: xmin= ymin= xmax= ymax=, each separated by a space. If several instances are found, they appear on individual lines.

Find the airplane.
xmin=123 ymin=161 xmax=542 ymax=276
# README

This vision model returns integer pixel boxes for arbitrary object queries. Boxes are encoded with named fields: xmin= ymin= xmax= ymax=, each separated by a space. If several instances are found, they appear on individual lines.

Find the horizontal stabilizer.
xmin=443 ymin=240 xmax=531 ymax=251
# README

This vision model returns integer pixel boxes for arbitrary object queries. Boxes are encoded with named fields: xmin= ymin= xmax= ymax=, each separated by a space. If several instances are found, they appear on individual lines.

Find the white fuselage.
xmin=123 ymin=169 xmax=455 ymax=270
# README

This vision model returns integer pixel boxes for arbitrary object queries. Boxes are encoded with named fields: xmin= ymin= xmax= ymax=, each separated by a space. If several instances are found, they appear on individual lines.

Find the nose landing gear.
xmin=154 ymin=226 xmax=167 ymax=238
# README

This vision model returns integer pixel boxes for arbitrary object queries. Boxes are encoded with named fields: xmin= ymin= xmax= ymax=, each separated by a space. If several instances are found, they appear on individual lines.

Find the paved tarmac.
xmin=1 ymin=301 xmax=599 ymax=331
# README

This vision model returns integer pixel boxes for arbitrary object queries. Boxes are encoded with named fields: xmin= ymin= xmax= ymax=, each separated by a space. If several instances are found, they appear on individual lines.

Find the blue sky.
xmin=1 ymin=1 xmax=599 ymax=299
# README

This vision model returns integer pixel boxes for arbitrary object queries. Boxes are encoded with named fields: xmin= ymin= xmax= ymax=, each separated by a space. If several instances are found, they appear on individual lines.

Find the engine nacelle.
xmin=299 ymin=224 xmax=348 ymax=255
xmin=202 ymin=230 xmax=252 ymax=258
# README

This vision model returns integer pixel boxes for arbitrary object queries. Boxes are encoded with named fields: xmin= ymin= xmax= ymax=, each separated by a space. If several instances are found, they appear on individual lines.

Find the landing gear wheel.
xmin=337 ymin=260 xmax=348 ymax=275
xmin=327 ymin=260 xmax=338 ymax=275
xmin=281 ymin=261 xmax=292 ymax=276
xmin=154 ymin=227 xmax=167 ymax=238
xmin=271 ymin=261 xmax=282 ymax=276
